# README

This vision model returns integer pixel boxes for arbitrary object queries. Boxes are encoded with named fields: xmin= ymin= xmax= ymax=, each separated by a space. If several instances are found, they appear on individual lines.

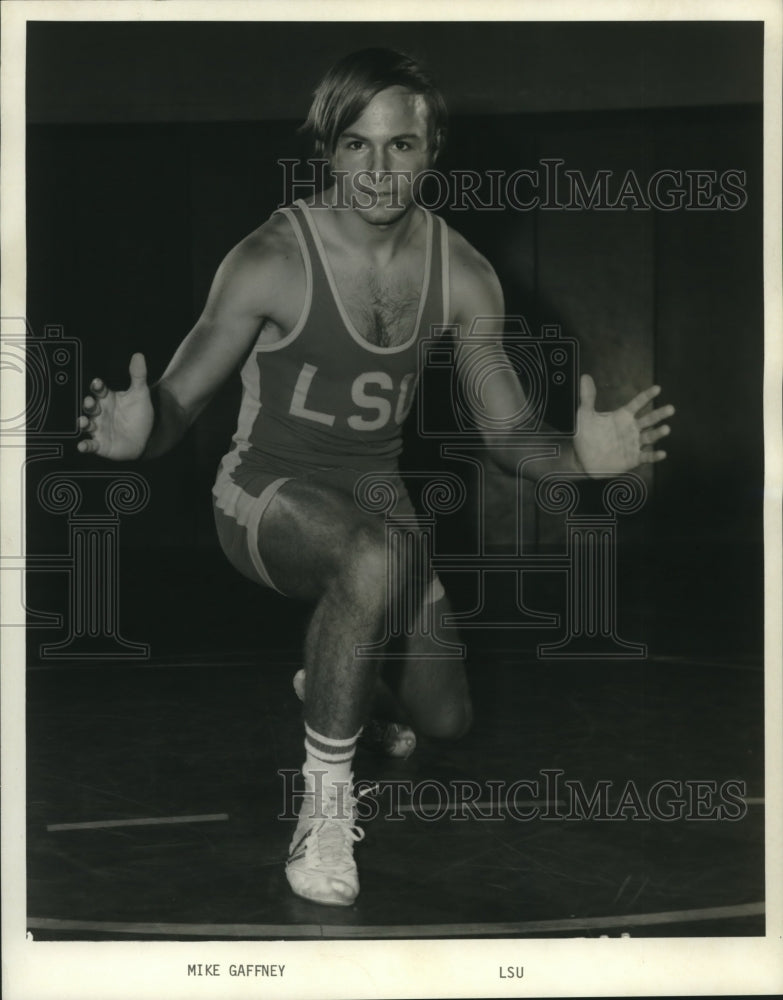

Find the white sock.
xmin=302 ymin=721 xmax=361 ymax=793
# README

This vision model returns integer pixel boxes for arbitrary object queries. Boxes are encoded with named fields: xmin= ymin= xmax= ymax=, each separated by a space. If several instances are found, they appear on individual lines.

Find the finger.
xmin=637 ymin=403 xmax=675 ymax=430
xmin=77 ymin=414 xmax=92 ymax=431
xmin=638 ymin=448 xmax=667 ymax=464
xmin=640 ymin=424 xmax=670 ymax=446
xmin=129 ymin=352 xmax=147 ymax=389
xmin=623 ymin=384 xmax=662 ymax=415
xmin=82 ymin=397 xmax=102 ymax=417
xmin=90 ymin=377 xmax=108 ymax=399
xmin=579 ymin=373 xmax=597 ymax=413
xmin=77 ymin=438 xmax=98 ymax=454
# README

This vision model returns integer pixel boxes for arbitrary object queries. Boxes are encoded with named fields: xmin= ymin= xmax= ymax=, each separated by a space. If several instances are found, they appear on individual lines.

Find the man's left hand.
xmin=574 ymin=374 xmax=675 ymax=477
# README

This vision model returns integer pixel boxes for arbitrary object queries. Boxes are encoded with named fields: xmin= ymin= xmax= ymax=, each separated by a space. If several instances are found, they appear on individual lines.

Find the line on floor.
xmin=28 ymin=654 xmax=301 ymax=672
xmin=46 ymin=814 xmax=229 ymax=832
xmin=46 ymin=797 xmax=764 ymax=831
xmin=27 ymin=901 xmax=764 ymax=939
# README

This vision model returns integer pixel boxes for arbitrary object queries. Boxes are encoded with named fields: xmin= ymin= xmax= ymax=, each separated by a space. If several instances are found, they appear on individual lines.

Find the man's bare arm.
xmin=450 ymin=240 xmax=674 ymax=480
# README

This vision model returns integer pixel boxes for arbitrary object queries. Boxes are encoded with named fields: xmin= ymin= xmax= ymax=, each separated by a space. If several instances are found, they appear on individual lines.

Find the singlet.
xmin=214 ymin=199 xmax=450 ymax=494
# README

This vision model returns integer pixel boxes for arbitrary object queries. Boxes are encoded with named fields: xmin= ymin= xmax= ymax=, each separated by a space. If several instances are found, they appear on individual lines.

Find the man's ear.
xmin=430 ymin=128 xmax=444 ymax=163
xmin=319 ymin=145 xmax=335 ymax=180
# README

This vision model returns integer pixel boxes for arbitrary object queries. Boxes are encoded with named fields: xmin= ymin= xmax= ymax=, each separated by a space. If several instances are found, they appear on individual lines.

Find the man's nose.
xmin=368 ymin=147 xmax=391 ymax=179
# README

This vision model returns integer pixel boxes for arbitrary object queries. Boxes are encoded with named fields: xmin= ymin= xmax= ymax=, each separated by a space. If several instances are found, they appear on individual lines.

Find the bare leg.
xmin=384 ymin=590 xmax=473 ymax=740
xmin=259 ymin=480 xmax=391 ymax=739
xmin=258 ymin=479 xmax=471 ymax=743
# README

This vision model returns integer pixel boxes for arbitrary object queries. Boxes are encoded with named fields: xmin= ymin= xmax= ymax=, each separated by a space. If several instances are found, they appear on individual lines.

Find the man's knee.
xmin=336 ymin=523 xmax=388 ymax=598
xmin=417 ymin=692 xmax=473 ymax=741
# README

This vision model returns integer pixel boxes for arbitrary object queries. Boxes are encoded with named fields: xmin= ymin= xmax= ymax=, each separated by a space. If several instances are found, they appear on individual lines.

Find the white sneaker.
xmin=285 ymin=772 xmax=365 ymax=907
xmin=292 ymin=669 xmax=417 ymax=759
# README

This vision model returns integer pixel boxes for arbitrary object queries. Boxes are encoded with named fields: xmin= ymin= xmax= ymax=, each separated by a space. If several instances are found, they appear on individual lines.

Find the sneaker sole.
xmin=286 ymin=869 xmax=358 ymax=906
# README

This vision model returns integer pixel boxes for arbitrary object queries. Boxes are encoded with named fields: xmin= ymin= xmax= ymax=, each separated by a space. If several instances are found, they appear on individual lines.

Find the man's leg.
xmin=288 ymin=536 xmax=473 ymax=748
xmin=260 ymin=480 xmax=391 ymax=735
xmin=254 ymin=477 xmax=472 ymax=904
xmin=256 ymin=478 xmax=402 ymax=905
xmin=383 ymin=587 xmax=474 ymax=741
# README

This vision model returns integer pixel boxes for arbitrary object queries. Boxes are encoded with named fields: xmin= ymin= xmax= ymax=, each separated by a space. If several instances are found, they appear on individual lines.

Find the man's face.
xmin=330 ymin=85 xmax=436 ymax=226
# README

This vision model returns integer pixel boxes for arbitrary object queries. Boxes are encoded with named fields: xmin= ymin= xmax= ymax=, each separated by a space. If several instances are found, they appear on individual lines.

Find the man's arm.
xmin=449 ymin=239 xmax=674 ymax=480
xmin=78 ymin=228 xmax=287 ymax=460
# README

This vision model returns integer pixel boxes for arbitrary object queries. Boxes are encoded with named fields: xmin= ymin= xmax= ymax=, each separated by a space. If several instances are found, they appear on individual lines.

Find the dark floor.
xmin=26 ymin=548 xmax=765 ymax=939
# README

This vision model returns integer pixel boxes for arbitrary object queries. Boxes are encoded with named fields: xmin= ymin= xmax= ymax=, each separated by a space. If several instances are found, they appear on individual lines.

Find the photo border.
xmin=2 ymin=2 xmax=781 ymax=997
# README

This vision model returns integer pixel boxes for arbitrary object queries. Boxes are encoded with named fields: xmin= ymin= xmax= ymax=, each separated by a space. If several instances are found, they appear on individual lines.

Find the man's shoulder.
xmin=444 ymin=222 xmax=498 ymax=281
xmin=206 ymin=211 xmax=305 ymax=318
xmin=228 ymin=211 xmax=302 ymax=274
xmin=441 ymin=219 xmax=502 ymax=307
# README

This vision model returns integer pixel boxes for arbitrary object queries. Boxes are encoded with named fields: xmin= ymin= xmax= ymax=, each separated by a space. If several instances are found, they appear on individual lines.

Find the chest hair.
xmin=340 ymin=265 xmax=422 ymax=349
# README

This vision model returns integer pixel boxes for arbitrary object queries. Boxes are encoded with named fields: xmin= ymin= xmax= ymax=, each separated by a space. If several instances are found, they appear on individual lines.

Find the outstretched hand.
xmin=574 ymin=374 xmax=674 ymax=477
xmin=77 ymin=353 xmax=154 ymax=460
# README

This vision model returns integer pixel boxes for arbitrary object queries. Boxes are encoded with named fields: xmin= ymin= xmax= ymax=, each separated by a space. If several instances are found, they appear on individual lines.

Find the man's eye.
xmin=347 ymin=141 xmax=364 ymax=150
xmin=394 ymin=141 xmax=411 ymax=151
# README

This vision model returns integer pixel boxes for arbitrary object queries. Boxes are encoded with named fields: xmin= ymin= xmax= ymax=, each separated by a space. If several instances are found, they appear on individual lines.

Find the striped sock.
xmin=303 ymin=721 xmax=362 ymax=793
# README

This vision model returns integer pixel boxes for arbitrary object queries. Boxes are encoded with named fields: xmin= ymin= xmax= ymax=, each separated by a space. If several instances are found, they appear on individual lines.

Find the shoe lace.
xmin=312 ymin=784 xmax=376 ymax=867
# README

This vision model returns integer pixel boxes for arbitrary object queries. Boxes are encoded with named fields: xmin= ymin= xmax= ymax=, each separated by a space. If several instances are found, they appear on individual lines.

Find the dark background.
xmin=25 ymin=20 xmax=764 ymax=662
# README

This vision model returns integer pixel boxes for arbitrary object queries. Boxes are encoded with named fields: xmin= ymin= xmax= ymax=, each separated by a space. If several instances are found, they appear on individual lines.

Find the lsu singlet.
xmin=211 ymin=200 xmax=450 ymax=590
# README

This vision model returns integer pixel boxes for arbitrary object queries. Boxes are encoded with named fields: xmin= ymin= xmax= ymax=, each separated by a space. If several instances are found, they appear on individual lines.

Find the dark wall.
xmin=27 ymin=21 xmax=761 ymax=124
xmin=24 ymin=22 xmax=765 ymax=655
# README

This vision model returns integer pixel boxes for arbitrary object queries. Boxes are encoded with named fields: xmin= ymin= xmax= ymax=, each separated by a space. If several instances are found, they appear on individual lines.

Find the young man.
xmin=77 ymin=48 xmax=674 ymax=907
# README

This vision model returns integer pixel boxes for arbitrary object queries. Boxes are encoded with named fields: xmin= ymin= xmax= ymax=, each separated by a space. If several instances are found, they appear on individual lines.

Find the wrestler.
xmin=78 ymin=48 xmax=674 ymax=907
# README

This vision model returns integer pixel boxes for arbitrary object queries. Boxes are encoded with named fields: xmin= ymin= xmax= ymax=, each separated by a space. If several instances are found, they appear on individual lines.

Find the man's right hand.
xmin=77 ymin=353 xmax=154 ymax=460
